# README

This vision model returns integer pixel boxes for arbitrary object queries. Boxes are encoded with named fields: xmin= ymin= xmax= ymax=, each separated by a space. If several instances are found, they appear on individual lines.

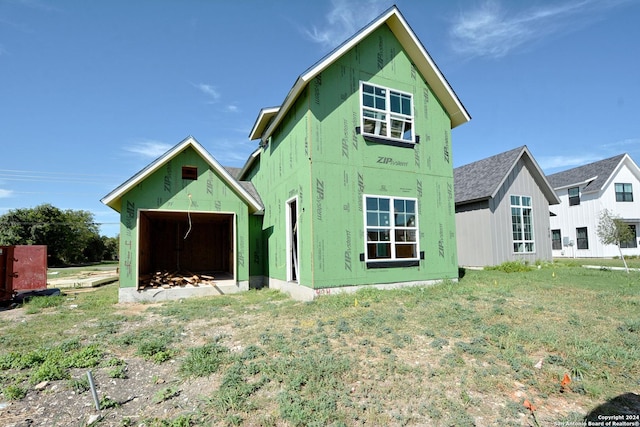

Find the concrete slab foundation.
xmin=119 ymin=280 xmax=249 ymax=303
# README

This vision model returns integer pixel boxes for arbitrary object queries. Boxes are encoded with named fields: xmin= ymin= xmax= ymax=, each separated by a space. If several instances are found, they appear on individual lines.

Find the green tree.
xmin=596 ymin=209 xmax=635 ymax=273
xmin=0 ymin=204 xmax=104 ymax=266
xmin=101 ymin=235 xmax=119 ymax=261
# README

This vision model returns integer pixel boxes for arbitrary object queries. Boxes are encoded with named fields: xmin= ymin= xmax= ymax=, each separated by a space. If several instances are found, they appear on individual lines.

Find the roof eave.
xmin=249 ymin=107 xmax=279 ymax=141
xmin=455 ymin=196 xmax=491 ymax=206
xmin=259 ymin=6 xmax=470 ymax=142
xmin=101 ymin=136 xmax=264 ymax=214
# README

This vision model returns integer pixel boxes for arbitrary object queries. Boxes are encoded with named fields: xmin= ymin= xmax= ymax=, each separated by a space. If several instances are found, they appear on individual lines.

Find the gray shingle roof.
xmin=239 ymin=181 xmax=263 ymax=207
xmin=224 ymin=166 xmax=263 ymax=208
xmin=454 ymin=146 xmax=526 ymax=204
xmin=224 ymin=167 xmax=242 ymax=180
xmin=546 ymin=154 xmax=626 ymax=192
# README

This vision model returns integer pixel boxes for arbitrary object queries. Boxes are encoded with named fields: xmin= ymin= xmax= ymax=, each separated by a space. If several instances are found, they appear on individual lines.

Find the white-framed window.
xmin=568 ymin=186 xmax=580 ymax=206
xmin=511 ymin=195 xmax=534 ymax=253
xmin=361 ymin=82 xmax=414 ymax=143
xmin=615 ymin=183 xmax=633 ymax=202
xmin=576 ymin=227 xmax=589 ymax=250
xmin=364 ymin=195 xmax=418 ymax=261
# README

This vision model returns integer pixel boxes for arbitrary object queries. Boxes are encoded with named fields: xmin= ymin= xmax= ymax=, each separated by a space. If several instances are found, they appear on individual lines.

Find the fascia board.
xmin=520 ymin=147 xmax=562 ymax=205
xmin=487 ymin=147 xmax=561 ymax=205
xmin=238 ymin=147 xmax=262 ymax=181
xmin=599 ymin=154 xmax=640 ymax=193
xmin=101 ymin=136 xmax=264 ymax=213
xmin=101 ymin=136 xmax=197 ymax=211
xmin=385 ymin=12 xmax=471 ymax=128
xmin=455 ymin=196 xmax=490 ymax=207
xmin=260 ymin=7 xmax=470 ymax=142
xmin=488 ymin=147 xmax=525 ymax=201
xmin=553 ymin=176 xmax=599 ymax=192
xmin=249 ymin=107 xmax=279 ymax=141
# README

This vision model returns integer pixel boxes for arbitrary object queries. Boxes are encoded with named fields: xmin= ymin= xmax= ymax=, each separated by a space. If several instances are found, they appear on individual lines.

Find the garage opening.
xmin=138 ymin=210 xmax=234 ymax=289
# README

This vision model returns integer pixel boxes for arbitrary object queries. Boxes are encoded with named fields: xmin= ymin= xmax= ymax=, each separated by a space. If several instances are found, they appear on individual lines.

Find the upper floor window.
xmin=615 ymin=183 xmax=633 ymax=202
xmin=568 ymin=187 xmax=580 ymax=206
xmin=511 ymin=195 xmax=534 ymax=253
xmin=364 ymin=195 xmax=418 ymax=262
xmin=361 ymin=82 xmax=414 ymax=143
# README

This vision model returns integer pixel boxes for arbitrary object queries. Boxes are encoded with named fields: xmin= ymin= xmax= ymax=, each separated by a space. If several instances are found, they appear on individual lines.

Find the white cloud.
xmin=224 ymin=105 xmax=239 ymax=113
xmin=538 ymin=154 xmax=602 ymax=171
xmin=192 ymin=83 xmax=220 ymax=101
xmin=0 ymin=189 xmax=14 ymax=198
xmin=449 ymin=0 xmax=631 ymax=59
xmin=304 ymin=0 xmax=389 ymax=50
xmin=124 ymin=139 xmax=172 ymax=159
xmin=602 ymin=137 xmax=640 ymax=149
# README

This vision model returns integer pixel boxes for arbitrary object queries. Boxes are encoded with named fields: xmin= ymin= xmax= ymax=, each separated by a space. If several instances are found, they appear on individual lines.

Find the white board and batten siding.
xmin=550 ymin=161 xmax=640 ymax=258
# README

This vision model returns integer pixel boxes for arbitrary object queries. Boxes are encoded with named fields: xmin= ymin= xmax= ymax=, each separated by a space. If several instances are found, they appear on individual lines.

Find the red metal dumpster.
xmin=0 ymin=245 xmax=48 ymax=302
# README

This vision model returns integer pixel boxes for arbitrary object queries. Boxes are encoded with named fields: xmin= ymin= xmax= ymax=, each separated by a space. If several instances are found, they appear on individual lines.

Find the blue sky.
xmin=1 ymin=0 xmax=639 ymax=237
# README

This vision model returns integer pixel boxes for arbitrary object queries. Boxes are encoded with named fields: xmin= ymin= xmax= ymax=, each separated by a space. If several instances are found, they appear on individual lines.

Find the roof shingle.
xmin=546 ymin=154 xmax=625 ymax=192
xmin=454 ymin=146 xmax=525 ymax=204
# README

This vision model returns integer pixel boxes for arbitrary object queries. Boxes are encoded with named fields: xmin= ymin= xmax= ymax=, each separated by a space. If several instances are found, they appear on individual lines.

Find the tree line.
xmin=0 ymin=204 xmax=118 ymax=266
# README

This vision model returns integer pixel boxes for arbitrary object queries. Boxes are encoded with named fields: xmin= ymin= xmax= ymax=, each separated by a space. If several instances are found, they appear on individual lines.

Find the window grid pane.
xmin=615 ymin=183 xmax=633 ymax=202
xmin=361 ymin=83 xmax=414 ymax=142
xmin=552 ymin=229 xmax=562 ymax=250
xmin=576 ymin=227 xmax=589 ymax=250
xmin=365 ymin=196 xmax=418 ymax=261
xmin=511 ymin=195 xmax=535 ymax=253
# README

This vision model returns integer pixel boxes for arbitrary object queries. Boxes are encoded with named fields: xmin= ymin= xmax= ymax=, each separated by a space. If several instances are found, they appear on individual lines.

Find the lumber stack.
xmin=138 ymin=270 xmax=215 ymax=290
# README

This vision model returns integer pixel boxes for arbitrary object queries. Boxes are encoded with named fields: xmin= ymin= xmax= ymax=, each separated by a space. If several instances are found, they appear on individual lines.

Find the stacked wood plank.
xmin=138 ymin=270 xmax=215 ymax=290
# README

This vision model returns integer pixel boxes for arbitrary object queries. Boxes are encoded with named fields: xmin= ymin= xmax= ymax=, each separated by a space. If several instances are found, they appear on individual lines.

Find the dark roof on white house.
xmin=546 ymin=154 xmax=626 ymax=193
xmin=454 ymin=146 xmax=560 ymax=205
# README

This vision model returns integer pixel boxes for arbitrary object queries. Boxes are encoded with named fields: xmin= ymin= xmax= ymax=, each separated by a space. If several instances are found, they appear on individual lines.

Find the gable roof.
xmin=101 ymin=136 xmax=264 ymax=213
xmin=545 ymin=153 xmax=636 ymax=193
xmin=248 ymin=5 xmax=470 ymax=142
xmin=454 ymin=146 xmax=560 ymax=205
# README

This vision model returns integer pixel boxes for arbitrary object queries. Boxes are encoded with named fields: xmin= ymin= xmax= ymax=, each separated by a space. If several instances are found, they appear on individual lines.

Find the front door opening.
xmin=286 ymin=197 xmax=299 ymax=282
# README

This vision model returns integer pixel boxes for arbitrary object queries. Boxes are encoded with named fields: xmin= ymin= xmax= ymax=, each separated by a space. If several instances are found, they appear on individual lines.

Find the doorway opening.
xmin=286 ymin=197 xmax=299 ymax=282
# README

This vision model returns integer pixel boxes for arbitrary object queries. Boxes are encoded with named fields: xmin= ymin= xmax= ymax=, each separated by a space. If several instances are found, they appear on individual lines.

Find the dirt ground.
xmin=1 ymin=280 xmax=639 ymax=426
xmin=0 ymin=301 xmax=214 ymax=427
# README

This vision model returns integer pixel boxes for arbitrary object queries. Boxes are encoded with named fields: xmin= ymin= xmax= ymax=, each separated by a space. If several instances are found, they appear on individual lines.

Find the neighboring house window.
xmin=576 ymin=227 xmax=589 ymax=249
xmin=361 ymin=82 xmax=414 ymax=143
xmin=615 ymin=183 xmax=633 ymax=202
xmin=551 ymin=229 xmax=562 ymax=250
xmin=568 ymin=187 xmax=580 ymax=206
xmin=511 ymin=195 xmax=534 ymax=253
xmin=621 ymin=224 xmax=637 ymax=248
xmin=365 ymin=195 xmax=418 ymax=261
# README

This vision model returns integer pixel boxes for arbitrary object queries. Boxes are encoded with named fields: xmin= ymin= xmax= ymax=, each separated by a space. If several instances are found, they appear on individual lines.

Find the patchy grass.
xmin=1 ymin=264 xmax=639 ymax=426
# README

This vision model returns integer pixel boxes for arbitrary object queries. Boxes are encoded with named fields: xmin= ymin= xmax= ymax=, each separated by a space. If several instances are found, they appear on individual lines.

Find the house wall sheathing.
xmin=118 ymin=146 xmax=252 ymax=292
xmin=249 ymin=24 xmax=459 ymax=295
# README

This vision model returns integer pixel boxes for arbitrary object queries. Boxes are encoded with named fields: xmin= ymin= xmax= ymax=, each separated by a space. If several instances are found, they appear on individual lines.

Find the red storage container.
xmin=0 ymin=245 xmax=48 ymax=302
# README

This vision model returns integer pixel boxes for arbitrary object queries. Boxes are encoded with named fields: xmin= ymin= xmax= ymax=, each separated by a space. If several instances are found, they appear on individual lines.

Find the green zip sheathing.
xmin=249 ymin=24 xmax=458 ymax=292
xmin=118 ymin=146 xmax=252 ymax=289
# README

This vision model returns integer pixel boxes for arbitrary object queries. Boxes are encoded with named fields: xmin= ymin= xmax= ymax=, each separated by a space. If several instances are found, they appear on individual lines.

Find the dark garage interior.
xmin=137 ymin=210 xmax=234 ymax=288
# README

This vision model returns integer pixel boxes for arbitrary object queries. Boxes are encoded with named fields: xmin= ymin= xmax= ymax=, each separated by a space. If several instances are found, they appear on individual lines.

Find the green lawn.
xmin=553 ymin=256 xmax=640 ymax=269
xmin=1 ymin=262 xmax=639 ymax=426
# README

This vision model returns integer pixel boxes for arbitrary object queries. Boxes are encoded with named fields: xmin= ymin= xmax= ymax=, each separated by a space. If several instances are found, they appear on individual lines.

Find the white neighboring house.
xmin=547 ymin=153 xmax=640 ymax=258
